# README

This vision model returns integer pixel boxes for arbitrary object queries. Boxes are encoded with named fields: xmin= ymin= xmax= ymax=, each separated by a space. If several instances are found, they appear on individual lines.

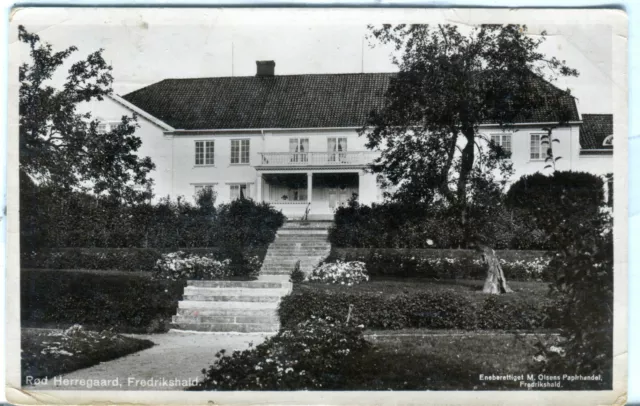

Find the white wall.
xmin=83 ymin=97 xmax=613 ymax=205
xmin=168 ymin=128 xmax=374 ymax=204
xmin=81 ymin=97 xmax=174 ymax=200
xmin=478 ymin=124 xmax=613 ymax=184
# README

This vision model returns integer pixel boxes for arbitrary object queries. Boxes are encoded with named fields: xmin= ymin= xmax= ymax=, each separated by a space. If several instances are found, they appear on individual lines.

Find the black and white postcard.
xmin=5 ymin=7 xmax=628 ymax=405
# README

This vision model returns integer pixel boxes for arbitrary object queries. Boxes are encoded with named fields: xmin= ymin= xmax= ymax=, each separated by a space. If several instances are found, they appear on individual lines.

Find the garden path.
xmin=27 ymin=331 xmax=274 ymax=391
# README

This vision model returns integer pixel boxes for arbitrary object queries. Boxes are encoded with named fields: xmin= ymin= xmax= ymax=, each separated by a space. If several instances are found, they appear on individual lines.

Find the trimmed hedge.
xmin=21 ymin=269 xmax=185 ymax=333
xmin=328 ymin=248 xmax=552 ymax=282
xmin=278 ymin=285 xmax=562 ymax=331
xmin=328 ymin=199 xmax=552 ymax=250
xmin=21 ymin=247 xmax=266 ymax=274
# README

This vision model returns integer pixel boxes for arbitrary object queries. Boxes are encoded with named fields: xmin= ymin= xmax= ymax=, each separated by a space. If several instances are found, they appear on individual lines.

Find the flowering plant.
xmin=193 ymin=317 xmax=369 ymax=390
xmin=307 ymin=261 xmax=369 ymax=285
xmin=153 ymin=251 xmax=231 ymax=280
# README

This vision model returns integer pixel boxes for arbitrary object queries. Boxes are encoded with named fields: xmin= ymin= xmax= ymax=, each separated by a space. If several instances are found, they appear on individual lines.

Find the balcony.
xmin=257 ymin=151 xmax=377 ymax=167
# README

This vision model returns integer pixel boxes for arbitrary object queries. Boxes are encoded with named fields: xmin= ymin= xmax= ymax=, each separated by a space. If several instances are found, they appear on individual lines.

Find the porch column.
xmin=359 ymin=170 xmax=378 ymax=205
xmin=256 ymin=173 xmax=263 ymax=202
xmin=307 ymin=172 xmax=313 ymax=203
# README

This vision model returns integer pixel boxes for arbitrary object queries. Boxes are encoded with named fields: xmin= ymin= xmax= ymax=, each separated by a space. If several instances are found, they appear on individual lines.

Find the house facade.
xmin=88 ymin=61 xmax=614 ymax=217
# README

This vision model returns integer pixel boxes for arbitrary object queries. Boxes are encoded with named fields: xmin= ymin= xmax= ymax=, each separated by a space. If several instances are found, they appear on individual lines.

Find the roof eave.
xmin=107 ymin=94 xmax=175 ymax=131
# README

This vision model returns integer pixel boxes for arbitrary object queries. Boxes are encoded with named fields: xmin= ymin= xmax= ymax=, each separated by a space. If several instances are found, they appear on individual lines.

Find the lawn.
xmin=306 ymin=277 xmax=552 ymax=300
xmin=347 ymin=331 xmax=563 ymax=390
xmin=21 ymin=326 xmax=154 ymax=385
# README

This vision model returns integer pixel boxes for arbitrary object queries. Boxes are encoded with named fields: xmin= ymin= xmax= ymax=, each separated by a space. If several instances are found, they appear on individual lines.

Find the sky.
xmin=10 ymin=9 xmax=615 ymax=115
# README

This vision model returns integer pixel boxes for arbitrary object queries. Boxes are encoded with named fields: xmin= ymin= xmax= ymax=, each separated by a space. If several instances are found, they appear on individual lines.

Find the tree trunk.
xmin=479 ymin=245 xmax=513 ymax=294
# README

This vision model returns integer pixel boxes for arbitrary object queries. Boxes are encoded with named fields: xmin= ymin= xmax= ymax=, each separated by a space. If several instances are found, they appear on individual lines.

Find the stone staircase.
xmin=259 ymin=220 xmax=333 ymax=277
xmin=170 ymin=220 xmax=332 ymax=332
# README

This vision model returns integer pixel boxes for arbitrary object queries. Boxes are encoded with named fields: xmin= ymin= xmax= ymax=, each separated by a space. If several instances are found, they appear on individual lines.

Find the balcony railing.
xmin=258 ymin=151 xmax=377 ymax=167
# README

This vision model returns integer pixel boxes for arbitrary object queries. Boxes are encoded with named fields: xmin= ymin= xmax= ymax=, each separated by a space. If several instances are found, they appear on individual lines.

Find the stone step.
xmin=171 ymin=321 xmax=280 ymax=333
xmin=179 ymin=300 xmax=279 ymax=309
xmin=282 ymin=221 xmax=333 ymax=228
xmin=184 ymin=287 xmax=289 ymax=296
xmin=183 ymin=294 xmax=282 ymax=302
xmin=257 ymin=274 xmax=291 ymax=282
xmin=176 ymin=308 xmax=278 ymax=317
xmin=187 ymin=280 xmax=288 ymax=289
xmin=277 ymin=229 xmax=328 ymax=235
xmin=172 ymin=314 xmax=279 ymax=324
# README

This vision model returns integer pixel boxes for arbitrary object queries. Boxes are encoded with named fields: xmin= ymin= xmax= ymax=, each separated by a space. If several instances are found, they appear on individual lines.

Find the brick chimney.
xmin=256 ymin=60 xmax=275 ymax=77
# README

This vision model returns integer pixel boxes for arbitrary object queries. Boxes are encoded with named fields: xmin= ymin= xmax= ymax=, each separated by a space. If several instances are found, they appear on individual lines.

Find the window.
xmin=195 ymin=141 xmax=215 ymax=166
xmin=230 ymin=183 xmax=249 ymax=200
xmin=97 ymin=122 xmax=108 ymax=134
xmin=530 ymin=134 xmax=546 ymax=160
xmin=194 ymin=184 xmax=215 ymax=195
xmin=289 ymin=138 xmax=309 ymax=162
xmin=231 ymin=139 xmax=250 ymax=164
xmin=606 ymin=174 xmax=614 ymax=207
xmin=490 ymin=134 xmax=512 ymax=154
xmin=328 ymin=137 xmax=348 ymax=162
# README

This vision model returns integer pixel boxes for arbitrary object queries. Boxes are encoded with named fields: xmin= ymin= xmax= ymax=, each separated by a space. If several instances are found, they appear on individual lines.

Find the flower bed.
xmin=152 ymin=251 xmax=232 ymax=280
xmin=307 ymin=261 xmax=369 ymax=285
xmin=329 ymin=248 xmax=552 ymax=281
xmin=191 ymin=317 xmax=370 ymax=391
xmin=21 ymin=325 xmax=154 ymax=385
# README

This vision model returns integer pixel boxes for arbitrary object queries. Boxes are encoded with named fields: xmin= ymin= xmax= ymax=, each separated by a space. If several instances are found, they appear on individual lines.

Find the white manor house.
xmin=89 ymin=61 xmax=614 ymax=218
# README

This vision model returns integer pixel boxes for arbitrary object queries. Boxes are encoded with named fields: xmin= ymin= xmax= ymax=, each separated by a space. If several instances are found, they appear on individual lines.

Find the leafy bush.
xmin=308 ymin=261 xmax=369 ymax=285
xmin=278 ymin=285 xmax=561 ymax=331
xmin=152 ymin=251 xmax=232 ymax=280
xmin=330 ymin=249 xmax=552 ymax=281
xmin=215 ymin=198 xmax=285 ymax=276
xmin=505 ymin=171 xmax=605 ymax=236
xmin=289 ymin=260 xmax=305 ymax=283
xmin=192 ymin=317 xmax=370 ymax=391
xmin=21 ymin=269 xmax=185 ymax=333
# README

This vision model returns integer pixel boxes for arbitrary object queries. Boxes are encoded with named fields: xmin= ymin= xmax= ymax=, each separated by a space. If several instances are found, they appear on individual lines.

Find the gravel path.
xmin=27 ymin=330 xmax=273 ymax=391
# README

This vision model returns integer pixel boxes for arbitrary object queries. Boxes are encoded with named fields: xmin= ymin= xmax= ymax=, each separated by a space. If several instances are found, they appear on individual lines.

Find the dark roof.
xmin=581 ymin=114 xmax=613 ymax=150
xmin=122 ymin=72 xmax=580 ymax=130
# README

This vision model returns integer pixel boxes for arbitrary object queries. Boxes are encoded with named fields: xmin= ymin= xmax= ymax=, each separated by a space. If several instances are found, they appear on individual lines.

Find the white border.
xmin=3 ymin=6 xmax=630 ymax=406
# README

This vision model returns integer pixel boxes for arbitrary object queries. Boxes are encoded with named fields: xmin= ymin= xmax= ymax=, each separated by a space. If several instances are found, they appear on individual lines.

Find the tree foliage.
xmin=364 ymin=24 xmax=578 ymax=244
xmin=18 ymin=25 xmax=155 ymax=203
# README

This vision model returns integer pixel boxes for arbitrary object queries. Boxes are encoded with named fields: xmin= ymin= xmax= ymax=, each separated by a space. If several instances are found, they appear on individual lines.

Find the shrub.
xmin=289 ymin=260 xmax=305 ymax=283
xmin=308 ymin=261 xmax=369 ymax=285
xmin=505 ymin=171 xmax=605 ymax=237
xmin=21 ymin=269 xmax=185 ymax=333
xmin=278 ymin=286 xmax=561 ymax=331
xmin=192 ymin=317 xmax=370 ymax=391
xmin=152 ymin=251 xmax=232 ymax=280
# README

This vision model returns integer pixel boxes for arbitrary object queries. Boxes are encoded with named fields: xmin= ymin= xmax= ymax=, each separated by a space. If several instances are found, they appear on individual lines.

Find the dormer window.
xmin=602 ymin=135 xmax=613 ymax=146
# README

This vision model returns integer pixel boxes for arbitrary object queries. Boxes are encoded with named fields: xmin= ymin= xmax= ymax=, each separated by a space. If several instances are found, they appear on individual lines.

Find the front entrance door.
xmin=328 ymin=188 xmax=350 ymax=209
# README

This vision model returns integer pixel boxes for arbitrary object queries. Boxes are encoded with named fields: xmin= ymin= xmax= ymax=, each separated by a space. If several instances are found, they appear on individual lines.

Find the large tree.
xmin=18 ymin=25 xmax=155 ymax=204
xmin=364 ymin=24 xmax=578 ymax=293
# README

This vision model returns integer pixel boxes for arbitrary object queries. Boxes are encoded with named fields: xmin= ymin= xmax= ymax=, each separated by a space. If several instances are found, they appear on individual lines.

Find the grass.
xmin=21 ymin=326 xmax=154 ymax=385
xmin=345 ymin=332 xmax=559 ymax=390
xmin=21 ymin=269 xmax=185 ymax=333
xmin=306 ymin=277 xmax=551 ymax=299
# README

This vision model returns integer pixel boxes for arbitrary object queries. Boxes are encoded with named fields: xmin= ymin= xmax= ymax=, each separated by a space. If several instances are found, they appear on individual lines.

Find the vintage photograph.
xmin=5 ymin=7 xmax=627 ymax=405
